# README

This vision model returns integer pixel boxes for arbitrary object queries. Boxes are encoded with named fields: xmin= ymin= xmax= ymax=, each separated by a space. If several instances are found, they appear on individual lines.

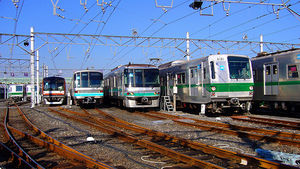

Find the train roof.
xmin=73 ymin=69 xmax=103 ymax=74
xmin=111 ymin=63 xmax=157 ymax=72
xmin=253 ymin=48 xmax=300 ymax=58
xmin=159 ymin=54 xmax=249 ymax=70
xmin=158 ymin=60 xmax=187 ymax=70
xmin=43 ymin=76 xmax=65 ymax=80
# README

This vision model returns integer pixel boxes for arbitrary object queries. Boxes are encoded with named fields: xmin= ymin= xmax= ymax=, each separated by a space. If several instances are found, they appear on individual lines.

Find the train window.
xmin=75 ymin=73 xmax=80 ymax=87
xmin=90 ymin=72 xmax=102 ymax=87
xmin=266 ymin=66 xmax=270 ymax=75
xmin=228 ymin=56 xmax=251 ymax=79
xmin=134 ymin=69 xmax=143 ymax=87
xmin=190 ymin=69 xmax=194 ymax=78
xmin=82 ymin=72 xmax=89 ymax=87
xmin=288 ymin=65 xmax=299 ymax=78
xmin=273 ymin=65 xmax=278 ymax=75
xmin=177 ymin=73 xmax=186 ymax=84
xmin=210 ymin=61 xmax=215 ymax=79
xmin=124 ymin=69 xmax=134 ymax=87
xmin=16 ymin=86 xmax=23 ymax=91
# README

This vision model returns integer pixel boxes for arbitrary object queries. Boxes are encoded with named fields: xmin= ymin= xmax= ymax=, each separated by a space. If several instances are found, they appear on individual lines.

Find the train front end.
xmin=123 ymin=67 xmax=160 ymax=108
xmin=72 ymin=71 xmax=104 ymax=105
xmin=208 ymin=54 xmax=254 ymax=112
xmin=42 ymin=77 xmax=66 ymax=105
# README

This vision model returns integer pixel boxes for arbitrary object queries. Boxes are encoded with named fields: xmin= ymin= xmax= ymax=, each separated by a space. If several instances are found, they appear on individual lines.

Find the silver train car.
xmin=70 ymin=70 xmax=104 ymax=106
xmin=159 ymin=54 xmax=254 ymax=114
xmin=42 ymin=76 xmax=66 ymax=105
xmin=251 ymin=48 xmax=300 ymax=111
xmin=104 ymin=64 xmax=160 ymax=108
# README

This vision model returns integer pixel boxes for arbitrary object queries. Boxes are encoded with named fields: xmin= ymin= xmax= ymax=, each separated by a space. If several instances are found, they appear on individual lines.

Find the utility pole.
xmin=186 ymin=32 xmax=190 ymax=61
xmin=36 ymin=50 xmax=40 ymax=105
xmin=260 ymin=34 xmax=263 ymax=53
xmin=30 ymin=27 xmax=35 ymax=108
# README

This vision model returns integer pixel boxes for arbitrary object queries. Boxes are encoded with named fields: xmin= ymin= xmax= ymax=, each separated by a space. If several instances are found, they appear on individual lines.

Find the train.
xmin=159 ymin=54 xmax=254 ymax=114
xmin=7 ymin=84 xmax=26 ymax=102
xmin=104 ymin=63 xmax=160 ymax=109
xmin=42 ymin=76 xmax=66 ymax=105
xmin=70 ymin=70 xmax=104 ymax=106
xmin=251 ymin=48 xmax=300 ymax=112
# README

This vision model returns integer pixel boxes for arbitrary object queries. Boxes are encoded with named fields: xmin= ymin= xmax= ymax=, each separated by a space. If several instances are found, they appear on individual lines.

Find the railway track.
xmin=135 ymin=111 xmax=300 ymax=148
xmin=51 ymin=107 xmax=297 ymax=169
xmin=231 ymin=116 xmax=300 ymax=130
xmin=0 ymin=102 xmax=115 ymax=169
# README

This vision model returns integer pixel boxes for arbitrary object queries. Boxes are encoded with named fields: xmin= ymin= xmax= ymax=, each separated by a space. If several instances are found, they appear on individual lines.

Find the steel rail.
xmin=11 ymin=104 xmax=115 ymax=169
xmin=231 ymin=116 xmax=300 ymax=130
xmin=6 ymin=103 xmax=115 ymax=169
xmin=147 ymin=111 xmax=300 ymax=139
xmin=0 ymin=126 xmax=36 ymax=169
xmin=61 ymin=107 xmax=297 ymax=169
xmin=22 ymin=108 xmax=115 ymax=169
xmin=142 ymin=111 xmax=300 ymax=148
xmin=92 ymin=109 xmax=297 ymax=169
xmin=3 ymin=106 xmax=45 ymax=169
xmin=49 ymin=107 xmax=224 ymax=169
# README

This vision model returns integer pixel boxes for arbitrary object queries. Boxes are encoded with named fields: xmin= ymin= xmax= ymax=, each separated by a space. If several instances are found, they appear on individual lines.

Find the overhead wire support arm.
xmin=200 ymin=0 xmax=286 ymax=7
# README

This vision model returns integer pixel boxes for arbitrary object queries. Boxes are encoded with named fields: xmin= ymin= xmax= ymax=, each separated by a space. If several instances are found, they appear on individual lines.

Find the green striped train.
xmin=104 ymin=63 xmax=160 ymax=108
xmin=8 ymin=84 xmax=27 ymax=102
xmin=159 ymin=54 xmax=254 ymax=114
xmin=251 ymin=48 xmax=300 ymax=112
xmin=70 ymin=70 xmax=104 ymax=106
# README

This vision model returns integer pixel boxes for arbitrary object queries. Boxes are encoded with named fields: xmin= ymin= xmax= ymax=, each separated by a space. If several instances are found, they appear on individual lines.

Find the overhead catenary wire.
xmin=80 ymin=0 xmax=121 ymax=69
xmin=105 ymin=0 xmax=211 ymax=69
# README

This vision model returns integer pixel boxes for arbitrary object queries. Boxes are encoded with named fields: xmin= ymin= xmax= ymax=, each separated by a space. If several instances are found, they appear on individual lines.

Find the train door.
xmin=166 ymin=73 xmax=170 ymax=96
xmin=189 ymin=66 xmax=198 ymax=96
xmin=264 ymin=63 xmax=279 ymax=95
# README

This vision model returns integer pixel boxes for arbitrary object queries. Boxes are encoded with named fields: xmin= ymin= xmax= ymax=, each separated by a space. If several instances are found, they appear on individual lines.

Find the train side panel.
xmin=252 ymin=49 xmax=300 ymax=110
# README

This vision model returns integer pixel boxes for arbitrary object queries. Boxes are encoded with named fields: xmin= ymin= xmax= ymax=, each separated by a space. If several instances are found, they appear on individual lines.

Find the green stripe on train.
xmin=164 ymin=83 xmax=254 ymax=92
xmin=8 ymin=92 xmax=24 ymax=96
xmin=254 ymin=80 xmax=300 ymax=86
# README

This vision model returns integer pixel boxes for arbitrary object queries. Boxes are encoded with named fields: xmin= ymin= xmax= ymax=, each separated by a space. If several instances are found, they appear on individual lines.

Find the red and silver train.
xmin=42 ymin=76 xmax=66 ymax=105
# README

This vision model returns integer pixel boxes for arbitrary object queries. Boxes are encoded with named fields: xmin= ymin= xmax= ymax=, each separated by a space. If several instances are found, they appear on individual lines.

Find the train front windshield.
xmin=43 ymin=78 xmax=65 ymax=91
xmin=124 ymin=69 xmax=159 ymax=87
xmin=75 ymin=72 xmax=103 ymax=88
xmin=228 ymin=56 xmax=251 ymax=79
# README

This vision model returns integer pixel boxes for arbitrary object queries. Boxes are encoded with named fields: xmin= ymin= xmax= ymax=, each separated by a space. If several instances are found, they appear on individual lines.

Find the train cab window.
xmin=82 ymin=72 xmax=89 ymax=87
xmin=134 ymin=69 xmax=143 ymax=87
xmin=210 ymin=61 xmax=215 ymax=79
xmin=75 ymin=73 xmax=80 ymax=87
xmin=288 ymin=65 xmax=299 ymax=78
xmin=16 ymin=86 xmax=23 ymax=91
xmin=90 ymin=72 xmax=102 ymax=87
xmin=266 ymin=66 xmax=270 ymax=75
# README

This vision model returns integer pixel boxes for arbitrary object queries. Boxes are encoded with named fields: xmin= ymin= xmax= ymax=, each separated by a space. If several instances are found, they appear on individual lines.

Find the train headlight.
xmin=211 ymin=86 xmax=216 ymax=91
xmin=249 ymin=86 xmax=253 ymax=90
xmin=154 ymin=92 xmax=160 ymax=95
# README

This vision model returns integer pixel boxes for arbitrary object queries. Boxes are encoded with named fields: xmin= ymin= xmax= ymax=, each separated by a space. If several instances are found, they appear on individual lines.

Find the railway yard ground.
xmin=1 ymin=101 xmax=300 ymax=169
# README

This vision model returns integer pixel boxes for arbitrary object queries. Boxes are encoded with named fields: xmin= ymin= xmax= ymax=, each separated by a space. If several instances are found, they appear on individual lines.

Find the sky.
xmin=0 ymin=0 xmax=300 ymax=77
